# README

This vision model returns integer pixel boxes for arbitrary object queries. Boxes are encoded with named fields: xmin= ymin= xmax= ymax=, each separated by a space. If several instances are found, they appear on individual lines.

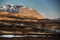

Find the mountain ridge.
xmin=0 ymin=4 xmax=46 ymax=21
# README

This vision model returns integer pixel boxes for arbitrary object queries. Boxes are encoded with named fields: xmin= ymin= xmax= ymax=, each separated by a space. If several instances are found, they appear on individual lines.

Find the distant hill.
xmin=54 ymin=17 xmax=60 ymax=20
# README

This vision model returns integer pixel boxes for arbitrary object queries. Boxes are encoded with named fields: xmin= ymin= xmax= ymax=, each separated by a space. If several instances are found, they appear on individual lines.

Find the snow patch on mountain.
xmin=28 ymin=8 xmax=33 ymax=10
xmin=0 ymin=4 xmax=23 ymax=13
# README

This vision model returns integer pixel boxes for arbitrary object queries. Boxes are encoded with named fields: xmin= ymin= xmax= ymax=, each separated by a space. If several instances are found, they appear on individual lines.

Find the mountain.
xmin=0 ymin=4 xmax=46 ymax=22
xmin=17 ymin=6 xmax=45 ymax=19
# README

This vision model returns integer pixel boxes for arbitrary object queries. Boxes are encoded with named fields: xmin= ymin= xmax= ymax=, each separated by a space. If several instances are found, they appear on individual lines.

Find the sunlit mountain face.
xmin=0 ymin=4 xmax=46 ymax=19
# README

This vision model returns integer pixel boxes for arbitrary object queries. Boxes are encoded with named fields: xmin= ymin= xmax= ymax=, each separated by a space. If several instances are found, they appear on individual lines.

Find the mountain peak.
xmin=0 ymin=4 xmax=46 ymax=19
xmin=0 ymin=4 xmax=23 ymax=12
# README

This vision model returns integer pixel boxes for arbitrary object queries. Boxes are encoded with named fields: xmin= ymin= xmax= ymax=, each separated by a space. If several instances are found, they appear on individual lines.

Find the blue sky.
xmin=0 ymin=0 xmax=60 ymax=18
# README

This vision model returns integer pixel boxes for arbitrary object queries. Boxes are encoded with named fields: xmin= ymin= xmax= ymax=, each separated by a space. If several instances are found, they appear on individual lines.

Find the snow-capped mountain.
xmin=0 ymin=4 xmax=46 ymax=20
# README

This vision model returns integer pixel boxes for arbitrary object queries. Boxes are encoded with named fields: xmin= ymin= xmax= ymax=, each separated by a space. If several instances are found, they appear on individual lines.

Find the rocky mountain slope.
xmin=0 ymin=4 xmax=45 ymax=21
